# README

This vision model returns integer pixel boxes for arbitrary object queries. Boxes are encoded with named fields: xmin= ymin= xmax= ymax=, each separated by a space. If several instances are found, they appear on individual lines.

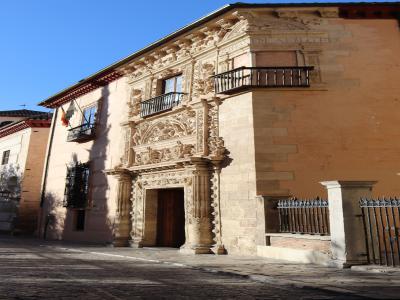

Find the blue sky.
xmin=0 ymin=0 xmax=395 ymax=112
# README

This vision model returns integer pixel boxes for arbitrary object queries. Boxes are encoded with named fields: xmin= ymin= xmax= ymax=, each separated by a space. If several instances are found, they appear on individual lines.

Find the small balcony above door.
xmin=213 ymin=66 xmax=314 ymax=95
xmin=140 ymin=92 xmax=185 ymax=118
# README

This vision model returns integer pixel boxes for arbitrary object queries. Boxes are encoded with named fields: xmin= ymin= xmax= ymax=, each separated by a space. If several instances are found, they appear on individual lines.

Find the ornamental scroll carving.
xmin=219 ymin=19 xmax=247 ymax=42
xmin=192 ymin=63 xmax=215 ymax=98
xmin=132 ymin=109 xmax=196 ymax=146
xmin=236 ymin=11 xmax=314 ymax=31
xmin=134 ymin=142 xmax=195 ymax=166
xmin=207 ymin=104 xmax=226 ymax=159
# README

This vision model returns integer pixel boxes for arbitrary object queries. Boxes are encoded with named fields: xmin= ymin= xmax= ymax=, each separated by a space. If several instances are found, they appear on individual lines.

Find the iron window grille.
xmin=63 ymin=162 xmax=90 ymax=209
xmin=1 ymin=150 xmax=10 ymax=165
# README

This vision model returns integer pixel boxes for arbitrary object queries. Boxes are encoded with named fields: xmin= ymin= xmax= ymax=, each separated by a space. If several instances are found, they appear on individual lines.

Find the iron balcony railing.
xmin=213 ymin=66 xmax=314 ymax=94
xmin=278 ymin=197 xmax=330 ymax=236
xmin=67 ymin=123 xmax=95 ymax=142
xmin=140 ymin=92 xmax=185 ymax=118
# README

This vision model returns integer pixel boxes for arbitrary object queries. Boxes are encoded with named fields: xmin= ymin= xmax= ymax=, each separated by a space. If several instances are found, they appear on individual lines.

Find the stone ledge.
xmin=351 ymin=265 xmax=400 ymax=274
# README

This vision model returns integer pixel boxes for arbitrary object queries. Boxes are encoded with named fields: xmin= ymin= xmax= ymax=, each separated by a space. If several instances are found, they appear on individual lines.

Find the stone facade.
xmin=39 ymin=3 xmax=400 ymax=256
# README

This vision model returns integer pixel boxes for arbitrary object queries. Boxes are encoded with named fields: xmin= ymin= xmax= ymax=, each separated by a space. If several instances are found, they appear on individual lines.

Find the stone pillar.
xmin=256 ymin=195 xmax=290 ymax=246
xmin=320 ymin=180 xmax=377 ymax=267
xmin=113 ymin=172 xmax=133 ymax=247
xmin=181 ymin=160 xmax=213 ymax=254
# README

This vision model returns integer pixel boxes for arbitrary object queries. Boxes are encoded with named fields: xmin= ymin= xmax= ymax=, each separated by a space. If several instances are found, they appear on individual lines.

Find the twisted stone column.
xmin=113 ymin=172 xmax=133 ymax=247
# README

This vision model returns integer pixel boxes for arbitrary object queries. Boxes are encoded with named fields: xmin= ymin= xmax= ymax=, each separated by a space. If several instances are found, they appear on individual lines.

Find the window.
xmin=1 ymin=150 xmax=10 ymax=165
xmin=63 ymin=162 xmax=90 ymax=208
xmin=75 ymin=210 xmax=86 ymax=231
xmin=82 ymin=105 xmax=97 ymax=127
xmin=162 ymin=74 xmax=182 ymax=94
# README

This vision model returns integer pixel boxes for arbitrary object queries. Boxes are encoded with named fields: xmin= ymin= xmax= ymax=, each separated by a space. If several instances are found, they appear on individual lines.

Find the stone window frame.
xmin=152 ymin=68 xmax=185 ymax=98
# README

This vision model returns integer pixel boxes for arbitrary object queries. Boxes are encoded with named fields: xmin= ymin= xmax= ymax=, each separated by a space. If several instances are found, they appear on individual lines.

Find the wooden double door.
xmin=156 ymin=188 xmax=185 ymax=248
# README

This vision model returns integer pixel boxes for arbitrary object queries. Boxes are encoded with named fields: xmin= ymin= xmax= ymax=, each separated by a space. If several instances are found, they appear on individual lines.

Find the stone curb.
xmin=47 ymin=245 xmax=385 ymax=299
xmin=351 ymin=265 xmax=400 ymax=274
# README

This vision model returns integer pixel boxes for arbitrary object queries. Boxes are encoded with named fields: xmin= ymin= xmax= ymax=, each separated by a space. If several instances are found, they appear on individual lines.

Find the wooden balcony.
xmin=140 ymin=92 xmax=185 ymax=118
xmin=67 ymin=123 xmax=95 ymax=143
xmin=213 ymin=66 xmax=314 ymax=95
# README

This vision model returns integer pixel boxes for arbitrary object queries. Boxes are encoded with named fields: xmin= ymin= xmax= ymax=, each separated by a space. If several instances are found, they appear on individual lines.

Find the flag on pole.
xmin=60 ymin=107 xmax=70 ymax=127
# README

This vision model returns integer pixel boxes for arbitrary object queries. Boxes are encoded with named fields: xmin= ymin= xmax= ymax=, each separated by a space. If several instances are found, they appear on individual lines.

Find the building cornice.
xmin=38 ymin=2 xmax=400 ymax=109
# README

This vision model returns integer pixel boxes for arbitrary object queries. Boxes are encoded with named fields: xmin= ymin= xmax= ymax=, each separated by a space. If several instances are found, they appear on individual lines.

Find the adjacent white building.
xmin=0 ymin=110 xmax=51 ymax=233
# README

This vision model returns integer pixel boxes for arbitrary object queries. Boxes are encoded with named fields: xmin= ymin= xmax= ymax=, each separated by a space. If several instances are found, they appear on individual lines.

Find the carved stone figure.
xmin=208 ymin=137 xmax=226 ymax=158
xmin=134 ymin=142 xmax=195 ymax=166
xmin=129 ymin=89 xmax=142 ymax=117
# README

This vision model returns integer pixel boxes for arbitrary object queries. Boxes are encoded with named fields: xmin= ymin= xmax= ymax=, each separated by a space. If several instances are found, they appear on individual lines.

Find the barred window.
xmin=63 ymin=162 xmax=90 ymax=208
xmin=1 ymin=150 xmax=10 ymax=165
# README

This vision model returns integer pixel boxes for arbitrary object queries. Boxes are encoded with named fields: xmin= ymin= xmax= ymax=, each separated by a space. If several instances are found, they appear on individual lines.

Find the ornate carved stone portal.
xmin=108 ymin=101 xmax=227 ymax=254
xmin=106 ymin=7 xmax=330 ymax=253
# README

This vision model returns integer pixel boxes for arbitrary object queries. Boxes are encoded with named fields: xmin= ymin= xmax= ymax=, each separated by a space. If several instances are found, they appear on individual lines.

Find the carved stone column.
xmin=181 ymin=159 xmax=213 ymax=254
xmin=112 ymin=171 xmax=133 ymax=247
xmin=210 ymin=161 xmax=226 ymax=254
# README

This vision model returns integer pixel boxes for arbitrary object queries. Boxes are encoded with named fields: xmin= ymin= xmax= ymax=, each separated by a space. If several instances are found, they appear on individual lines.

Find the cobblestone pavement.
xmin=0 ymin=236 xmax=399 ymax=299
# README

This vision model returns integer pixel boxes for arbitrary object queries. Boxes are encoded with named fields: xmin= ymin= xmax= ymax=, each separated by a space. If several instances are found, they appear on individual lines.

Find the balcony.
xmin=67 ymin=123 xmax=95 ymax=143
xmin=140 ymin=92 xmax=185 ymax=118
xmin=213 ymin=66 xmax=314 ymax=95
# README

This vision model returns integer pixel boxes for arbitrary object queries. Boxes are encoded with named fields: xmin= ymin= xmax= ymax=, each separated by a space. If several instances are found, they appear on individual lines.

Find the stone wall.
xmin=253 ymin=18 xmax=400 ymax=199
xmin=219 ymin=92 xmax=257 ymax=255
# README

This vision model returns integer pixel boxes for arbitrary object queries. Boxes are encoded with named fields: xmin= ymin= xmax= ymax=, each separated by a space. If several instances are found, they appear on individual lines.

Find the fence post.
xmin=320 ymin=180 xmax=377 ymax=267
xmin=256 ymin=195 xmax=290 ymax=246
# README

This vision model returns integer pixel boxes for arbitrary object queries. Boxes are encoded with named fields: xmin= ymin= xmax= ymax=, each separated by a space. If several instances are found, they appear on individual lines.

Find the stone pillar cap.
xmin=320 ymin=180 xmax=378 ymax=189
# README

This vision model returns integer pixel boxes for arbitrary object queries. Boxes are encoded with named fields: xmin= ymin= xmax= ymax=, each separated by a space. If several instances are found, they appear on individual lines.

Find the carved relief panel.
xmin=192 ymin=62 xmax=216 ymax=99
xmin=131 ymin=108 xmax=198 ymax=167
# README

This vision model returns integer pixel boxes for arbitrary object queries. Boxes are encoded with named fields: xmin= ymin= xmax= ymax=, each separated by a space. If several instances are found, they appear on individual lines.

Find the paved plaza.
xmin=0 ymin=235 xmax=399 ymax=299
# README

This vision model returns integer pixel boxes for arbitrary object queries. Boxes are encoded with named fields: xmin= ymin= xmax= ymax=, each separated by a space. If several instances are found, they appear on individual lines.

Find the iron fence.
xmin=360 ymin=197 xmax=400 ymax=267
xmin=278 ymin=197 xmax=330 ymax=235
